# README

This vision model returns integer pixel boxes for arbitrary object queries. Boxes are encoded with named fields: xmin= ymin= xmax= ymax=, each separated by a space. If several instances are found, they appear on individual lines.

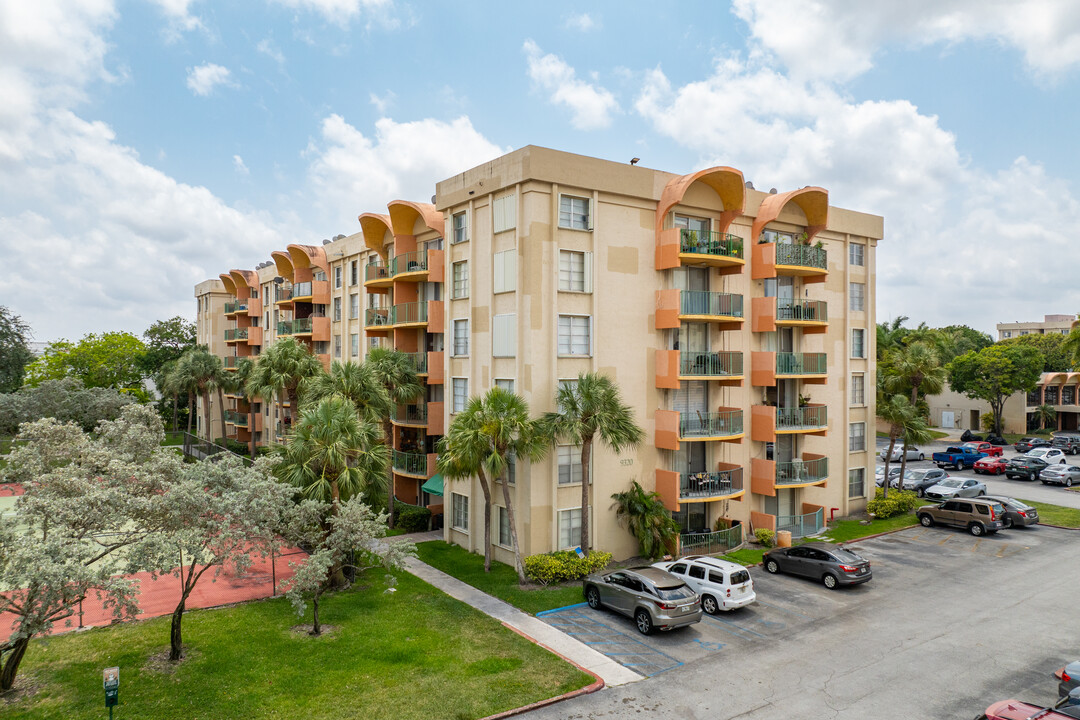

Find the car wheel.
xmin=978 ymin=490 xmax=986 ymax=496
xmin=919 ymin=513 xmax=934 ymax=527
xmin=585 ymin=586 xmax=601 ymax=610
xmin=917 ymin=488 xmax=925 ymax=498
xmin=1067 ymin=477 xmax=1074 ymax=487
xmin=634 ymin=609 xmax=653 ymax=635
xmin=919 ymin=454 xmax=925 ymax=461
xmin=969 ymin=522 xmax=985 ymax=537
xmin=997 ymin=467 xmax=1004 ymax=475
xmin=1003 ymin=517 xmax=1014 ymax=529
xmin=822 ymin=573 xmax=838 ymax=590
xmin=765 ymin=559 xmax=780 ymax=574
xmin=701 ymin=594 xmax=719 ymax=615
xmin=1062 ymin=459 xmax=1067 ymax=464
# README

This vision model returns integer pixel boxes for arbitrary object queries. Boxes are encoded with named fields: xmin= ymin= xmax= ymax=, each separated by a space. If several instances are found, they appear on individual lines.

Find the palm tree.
xmin=303 ymin=361 xmax=392 ymax=427
xmin=1034 ymin=403 xmax=1057 ymax=432
xmin=436 ymin=408 xmax=495 ymax=571
xmin=543 ymin=373 xmax=645 ymax=556
xmin=1062 ymin=324 xmax=1080 ymax=369
xmin=877 ymin=393 xmax=923 ymax=499
xmin=245 ymin=337 xmax=322 ymax=441
xmin=365 ymin=348 xmax=424 ymax=528
xmin=234 ymin=358 xmax=260 ymax=458
xmin=175 ymin=349 xmax=225 ymax=442
xmin=158 ymin=360 xmax=183 ymax=433
xmin=611 ymin=480 xmax=680 ymax=560
xmin=896 ymin=418 xmax=934 ymax=492
xmin=876 ymin=315 xmax=909 ymax=359
xmin=885 ymin=341 xmax=947 ymax=409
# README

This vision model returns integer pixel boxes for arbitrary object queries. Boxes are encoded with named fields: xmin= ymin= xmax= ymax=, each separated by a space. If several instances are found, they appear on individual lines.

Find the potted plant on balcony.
xmin=683 ymin=229 xmax=700 ymax=252
xmin=798 ymin=393 xmax=811 ymax=408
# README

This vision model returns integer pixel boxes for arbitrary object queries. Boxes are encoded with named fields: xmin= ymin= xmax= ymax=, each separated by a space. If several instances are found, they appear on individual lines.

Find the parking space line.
xmin=755 ymin=600 xmax=812 ymax=618
xmin=702 ymin=614 xmax=768 ymax=639
xmin=938 ymin=535 xmax=953 ymax=545
xmin=971 ymin=539 xmax=982 ymax=553
xmin=538 ymin=607 xmax=684 ymax=677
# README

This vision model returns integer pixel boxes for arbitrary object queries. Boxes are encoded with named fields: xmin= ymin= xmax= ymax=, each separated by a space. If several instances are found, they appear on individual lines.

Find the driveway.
xmin=524 ymin=524 xmax=1080 ymax=719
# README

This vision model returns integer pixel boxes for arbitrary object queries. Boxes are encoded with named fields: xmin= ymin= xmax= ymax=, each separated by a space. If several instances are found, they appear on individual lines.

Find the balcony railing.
xmin=776 ymin=405 xmax=827 ymax=431
xmin=405 ymin=352 xmax=428 ymax=374
xmin=225 ymin=410 xmax=249 ymax=427
xmin=392 ymin=449 xmax=428 ymax=476
xmin=680 ymin=467 xmax=743 ymax=499
xmin=679 ymin=410 xmax=743 ymax=439
xmin=395 ymin=403 xmax=427 ymax=424
xmin=776 ymin=508 xmax=824 ymax=538
xmin=224 ymin=328 xmax=249 ymax=341
xmin=679 ymin=351 xmax=743 ymax=377
xmin=275 ymin=287 xmax=293 ymax=302
xmin=678 ymin=229 xmax=744 ymax=260
xmin=223 ymin=356 xmax=239 ymax=369
xmin=292 ymin=281 xmax=313 ymax=299
xmin=775 ymin=243 xmax=827 ymax=270
xmin=292 ymin=317 xmax=315 ymax=334
xmin=680 ymin=291 xmax=744 ymax=318
xmin=365 ymin=263 xmax=390 ymax=282
xmin=391 ymin=302 xmax=428 ymax=325
xmin=776 ymin=299 xmax=828 ymax=322
xmin=224 ymin=301 xmax=248 ymax=314
xmin=365 ymin=308 xmax=391 ymax=327
xmin=776 ymin=352 xmax=827 ymax=375
xmin=390 ymin=250 xmax=428 ymax=277
xmin=776 ymin=457 xmax=828 ymax=486
xmin=277 ymin=320 xmax=294 ymax=336
xmin=680 ymin=525 xmax=743 ymax=555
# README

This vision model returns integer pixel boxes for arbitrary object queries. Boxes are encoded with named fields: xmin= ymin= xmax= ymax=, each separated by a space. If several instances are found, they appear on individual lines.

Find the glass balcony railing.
xmin=776 ymin=352 xmax=827 ymax=375
xmin=224 ymin=328 xmax=249 ymax=341
xmin=776 ymin=299 xmax=828 ymax=322
xmin=775 ymin=243 xmax=827 ymax=270
xmin=365 ymin=308 xmax=390 ymax=327
xmin=392 ymin=450 xmax=428 ymax=475
xmin=277 ymin=320 xmax=294 ymax=336
xmin=776 ymin=457 xmax=828 ymax=486
xmin=224 ymin=301 xmax=248 ymax=314
xmin=391 ymin=302 xmax=428 ymax=325
xmin=292 ymin=281 xmax=313 ymax=299
xmin=679 ymin=351 xmax=743 ymax=377
xmin=365 ymin=263 xmax=390 ymax=282
xmin=223 ymin=356 xmax=239 ymax=369
xmin=776 ymin=405 xmax=827 ymax=431
xmin=680 ymin=291 xmax=744 ymax=318
xmin=395 ymin=403 xmax=427 ymax=424
xmin=777 ymin=508 xmax=824 ymax=538
xmin=292 ymin=317 xmax=314 ymax=334
xmin=678 ymin=229 xmax=744 ymax=260
xmin=275 ymin=287 xmax=293 ymax=302
xmin=679 ymin=467 xmax=743 ymax=499
xmin=678 ymin=410 xmax=743 ymax=439
xmin=225 ymin=410 xmax=249 ymax=427
xmin=405 ymin=352 xmax=428 ymax=374
xmin=390 ymin=250 xmax=429 ymax=277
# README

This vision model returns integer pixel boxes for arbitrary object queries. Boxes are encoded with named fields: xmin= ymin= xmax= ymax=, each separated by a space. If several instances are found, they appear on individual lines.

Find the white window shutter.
xmin=583 ymin=252 xmax=593 ymax=293
xmin=493 ymin=252 xmax=505 ymax=293
xmin=504 ymin=249 xmax=516 ymax=292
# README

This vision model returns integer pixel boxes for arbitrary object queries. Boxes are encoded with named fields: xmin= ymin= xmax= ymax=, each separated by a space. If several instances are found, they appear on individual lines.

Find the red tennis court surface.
xmin=1 ymin=548 xmax=305 ymax=643
xmin=0 ymin=483 xmax=25 ymax=497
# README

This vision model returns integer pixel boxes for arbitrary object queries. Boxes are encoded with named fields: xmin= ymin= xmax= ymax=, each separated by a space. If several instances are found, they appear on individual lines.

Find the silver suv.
xmin=583 ymin=566 xmax=702 ymax=635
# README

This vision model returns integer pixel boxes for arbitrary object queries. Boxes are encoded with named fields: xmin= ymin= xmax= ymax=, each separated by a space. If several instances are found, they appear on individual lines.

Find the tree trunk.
xmin=899 ymin=445 xmax=909 ymax=491
xmin=383 ymin=419 xmax=396 ymax=529
xmin=882 ymin=434 xmax=898 ymax=500
xmin=201 ymin=391 xmax=213 ymax=443
xmin=169 ymin=599 xmax=185 ymax=661
xmin=477 ymin=468 xmax=493 ymax=572
xmin=248 ymin=400 xmax=256 ymax=458
xmin=171 ymin=393 xmax=179 ymax=432
xmin=311 ymin=590 xmax=321 ymax=636
xmin=186 ymin=391 xmax=195 ymax=435
xmin=579 ymin=437 xmax=593 ymax=556
xmin=499 ymin=469 xmax=527 ymax=585
xmin=0 ymin=636 xmax=30 ymax=692
xmin=217 ymin=387 xmax=227 ymax=444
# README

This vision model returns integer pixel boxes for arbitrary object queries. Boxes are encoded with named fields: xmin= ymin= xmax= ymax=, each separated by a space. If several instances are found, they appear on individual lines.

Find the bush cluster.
xmin=753 ymin=528 xmax=775 ymax=547
xmin=395 ymin=503 xmax=431 ymax=533
xmin=523 ymin=550 xmax=612 ymax=585
xmin=215 ymin=437 xmax=249 ymax=456
xmin=866 ymin=487 xmax=920 ymax=519
xmin=0 ymin=379 xmax=135 ymax=435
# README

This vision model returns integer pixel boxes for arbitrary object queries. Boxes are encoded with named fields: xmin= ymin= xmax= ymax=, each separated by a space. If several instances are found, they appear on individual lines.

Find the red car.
xmin=982 ymin=700 xmax=1077 ymax=719
xmin=964 ymin=442 xmax=1004 ymax=457
xmin=974 ymin=456 xmax=1009 ymax=475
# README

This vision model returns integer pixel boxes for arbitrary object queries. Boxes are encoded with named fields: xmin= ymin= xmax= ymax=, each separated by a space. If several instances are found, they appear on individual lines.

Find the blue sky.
xmin=3 ymin=0 xmax=1080 ymax=341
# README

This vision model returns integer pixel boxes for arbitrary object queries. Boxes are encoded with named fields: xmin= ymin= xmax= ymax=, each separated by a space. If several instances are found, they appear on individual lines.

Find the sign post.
xmin=103 ymin=667 xmax=119 ymax=719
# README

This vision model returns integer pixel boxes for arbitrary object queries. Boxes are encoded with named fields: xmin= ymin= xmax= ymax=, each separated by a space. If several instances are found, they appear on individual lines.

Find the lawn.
xmin=416 ymin=541 xmax=584 ymax=615
xmin=1018 ymin=499 xmax=1080 ymax=528
xmin=4 ymin=570 xmax=592 ymax=720
xmin=721 ymin=548 xmax=765 ymax=566
xmin=877 ymin=430 xmax=949 ymax=440
xmin=821 ymin=512 xmax=920 ymax=542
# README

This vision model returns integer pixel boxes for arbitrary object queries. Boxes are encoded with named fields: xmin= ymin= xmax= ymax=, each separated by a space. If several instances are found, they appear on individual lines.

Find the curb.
xmin=478 ymin=622 xmax=605 ymax=720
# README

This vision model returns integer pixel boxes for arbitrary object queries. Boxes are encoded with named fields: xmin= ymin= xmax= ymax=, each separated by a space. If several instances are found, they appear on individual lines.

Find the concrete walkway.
xmin=402 ymin=555 xmax=641 ymax=687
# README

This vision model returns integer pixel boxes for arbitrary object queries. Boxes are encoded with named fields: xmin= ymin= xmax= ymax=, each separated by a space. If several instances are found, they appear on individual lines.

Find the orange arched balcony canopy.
xmin=359 ymin=213 xmax=393 ymax=256
xmin=752 ymin=187 xmax=829 ymax=242
xmin=1044 ymin=372 xmax=1069 ymax=385
xmin=218 ymin=273 xmax=238 ymax=296
xmin=271 ymin=250 xmax=294 ymax=281
xmin=229 ymin=269 xmax=257 ymax=294
xmin=287 ymin=244 xmax=328 ymax=274
xmin=387 ymin=200 xmax=445 ymax=238
xmin=657 ymin=167 xmax=746 ymax=235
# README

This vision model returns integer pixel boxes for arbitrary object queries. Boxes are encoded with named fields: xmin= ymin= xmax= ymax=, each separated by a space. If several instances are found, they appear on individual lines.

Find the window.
xmin=453 ymin=319 xmax=469 ymax=356
xmin=1002 ymin=331 xmax=1012 ymax=338
xmin=334 ymin=266 xmax=342 ymax=289
xmin=452 ymin=261 xmax=469 ymax=299
xmin=452 ymin=378 xmax=468 ymax=413
xmin=493 ymin=314 xmax=516 ymax=357
xmin=848 ymin=469 xmax=866 ymax=499
xmin=349 ymin=293 xmax=359 ymax=319
xmin=559 ymin=195 xmax=591 ymax=230
xmin=558 ymin=315 xmax=591 ymax=356
xmin=493 ymin=249 xmax=516 ymax=293
xmin=495 ymin=378 xmax=515 ymax=393
xmin=497 ymin=506 xmax=511 ymax=547
xmin=559 ymin=250 xmax=592 ymax=292
xmin=558 ymin=445 xmax=583 ymax=485
xmin=558 ymin=508 xmax=582 ymax=549
xmin=333 ymin=297 xmax=342 ymax=322
xmin=452 ymin=493 xmax=469 ymax=530
xmin=849 ymin=422 xmax=866 ymax=452
xmin=850 ymin=282 xmax=865 ymax=312
xmin=350 ymin=333 xmax=359 ymax=357
xmin=314 ymin=270 xmax=327 ymax=282
xmin=333 ymin=335 xmax=342 ymax=358
xmin=852 ymin=328 xmax=866 ymax=358
xmin=851 ymin=374 xmax=865 ymax=405
xmin=688 ymin=565 xmax=705 ymax=580
xmin=849 ymin=243 xmax=865 ymax=267
xmin=350 ymin=260 xmax=358 ymax=286
xmin=493 ymin=194 xmax=516 ymax=233
xmin=503 ymin=453 xmax=516 ymax=485
xmin=452 ymin=211 xmax=468 ymax=244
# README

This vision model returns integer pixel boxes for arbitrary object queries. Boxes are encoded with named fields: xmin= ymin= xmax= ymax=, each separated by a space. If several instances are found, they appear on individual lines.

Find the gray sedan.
xmin=923 ymin=477 xmax=987 ymax=500
xmin=583 ymin=566 xmax=702 ymax=635
xmin=762 ymin=542 xmax=872 ymax=589
xmin=892 ymin=468 xmax=949 ymax=496
xmin=1041 ymin=464 xmax=1080 ymax=487
xmin=880 ymin=445 xmax=925 ymax=462
xmin=983 ymin=495 xmax=1040 ymax=528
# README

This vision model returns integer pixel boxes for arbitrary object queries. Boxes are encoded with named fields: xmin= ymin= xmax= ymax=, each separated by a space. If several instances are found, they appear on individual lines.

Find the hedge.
xmin=523 ymin=550 xmax=612 ymax=585
xmin=866 ymin=487 xmax=920 ymax=519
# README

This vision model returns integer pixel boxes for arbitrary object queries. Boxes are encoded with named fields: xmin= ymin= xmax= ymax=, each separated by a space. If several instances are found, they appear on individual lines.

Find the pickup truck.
xmin=932 ymin=446 xmax=987 ymax=470
xmin=962 ymin=442 xmax=1003 ymax=457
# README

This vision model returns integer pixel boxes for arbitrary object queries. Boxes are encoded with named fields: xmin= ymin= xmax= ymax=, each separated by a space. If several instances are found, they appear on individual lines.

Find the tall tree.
xmin=23 ymin=332 xmax=147 ymax=389
xmin=948 ymin=344 xmax=1044 ymax=435
xmin=876 ymin=315 xmax=910 ymax=359
xmin=1001 ymin=332 xmax=1074 ymax=373
xmin=1062 ymin=324 xmax=1080 ymax=370
xmin=610 ymin=480 xmax=680 ymax=560
xmin=877 ymin=393 xmax=923 ymax=499
xmin=0 ymin=306 xmax=34 ymax=393
xmin=885 ymin=341 xmax=947 ymax=409
xmin=543 ymin=373 xmax=645 ymax=556
xmin=304 ymin=360 xmax=393 ymax=427
xmin=365 ymin=348 xmax=424 ymax=528
xmin=1034 ymin=403 xmax=1057 ymax=432
xmin=140 ymin=317 xmax=197 ymax=377
xmin=234 ymin=357 xmax=259 ymax=458
xmin=0 ymin=379 xmax=135 ymax=436
xmin=436 ymin=405 xmax=496 ymax=572
xmin=245 ymin=337 xmax=322 ymax=440
xmin=174 ymin=349 xmax=225 ymax=442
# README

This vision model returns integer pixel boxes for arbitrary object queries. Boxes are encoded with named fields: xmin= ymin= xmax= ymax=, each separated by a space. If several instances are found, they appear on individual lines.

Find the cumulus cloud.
xmin=233 ymin=154 xmax=249 ymax=175
xmin=148 ymin=0 xmax=205 ymax=39
xmin=564 ymin=12 xmax=598 ymax=32
xmin=186 ymin=63 xmax=233 ymax=96
xmin=369 ymin=90 xmax=396 ymax=114
xmin=523 ymin=40 xmax=619 ymax=130
xmin=270 ymin=0 xmax=404 ymax=28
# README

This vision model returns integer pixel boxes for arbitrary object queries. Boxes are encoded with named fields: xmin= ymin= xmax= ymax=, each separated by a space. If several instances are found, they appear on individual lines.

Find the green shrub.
xmin=866 ymin=487 xmax=919 ymax=519
xmin=524 ymin=550 xmax=612 ymax=585
xmin=753 ymin=528 xmax=775 ymax=547
xmin=981 ymin=412 xmax=996 ymax=433
xmin=396 ymin=505 xmax=431 ymax=533
xmin=214 ymin=437 xmax=249 ymax=456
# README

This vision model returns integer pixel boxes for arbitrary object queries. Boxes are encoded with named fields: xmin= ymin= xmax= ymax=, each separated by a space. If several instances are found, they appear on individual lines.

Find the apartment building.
xmin=196 ymin=145 xmax=882 ymax=562
xmin=997 ymin=314 xmax=1075 ymax=340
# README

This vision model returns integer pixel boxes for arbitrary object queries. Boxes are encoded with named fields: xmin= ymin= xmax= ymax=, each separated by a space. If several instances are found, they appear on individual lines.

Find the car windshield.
xmin=1029 ymin=449 xmax=1048 ymax=456
xmin=655 ymin=584 xmax=696 ymax=601
xmin=937 ymin=479 xmax=964 ymax=488
xmin=729 ymin=570 xmax=750 ymax=585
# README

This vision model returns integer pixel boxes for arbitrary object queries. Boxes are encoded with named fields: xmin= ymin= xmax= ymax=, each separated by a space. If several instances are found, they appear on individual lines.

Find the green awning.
xmin=421 ymin=473 xmax=443 ymax=497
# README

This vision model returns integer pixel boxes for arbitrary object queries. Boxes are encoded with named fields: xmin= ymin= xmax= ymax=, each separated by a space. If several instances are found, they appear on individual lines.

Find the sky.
xmin=3 ymin=0 xmax=1080 ymax=342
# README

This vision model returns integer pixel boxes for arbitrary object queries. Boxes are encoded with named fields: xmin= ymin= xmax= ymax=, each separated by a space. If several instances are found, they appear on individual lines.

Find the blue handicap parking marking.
xmin=692 ymin=638 xmax=726 ymax=652
xmin=538 ymin=605 xmax=684 ymax=677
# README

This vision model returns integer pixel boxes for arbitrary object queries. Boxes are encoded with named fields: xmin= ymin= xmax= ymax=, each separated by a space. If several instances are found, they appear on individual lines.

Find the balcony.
xmin=224 ymin=301 xmax=248 ymax=315
xmin=392 ymin=450 xmax=431 ymax=478
xmin=405 ymin=352 xmax=428 ymax=376
xmin=679 ymin=409 xmax=743 ymax=441
xmin=751 ymin=241 xmax=828 ymax=282
xmin=655 ymin=290 xmax=744 ymax=330
xmin=277 ymin=319 xmax=294 ymax=336
xmin=750 ymin=453 xmax=828 ymax=495
xmin=275 ymin=286 xmax=293 ymax=305
xmin=679 ymin=466 xmax=744 ymax=501
xmin=364 ymin=262 xmax=393 ymax=290
xmin=225 ymin=410 xmax=248 ymax=427
xmin=393 ymin=403 xmax=428 ymax=426
xmin=777 ymin=352 xmax=827 ymax=376
xmin=390 ymin=250 xmax=428 ymax=279
xmin=391 ymin=301 xmax=428 ymax=328
xmin=365 ymin=308 xmax=391 ymax=334
xmin=656 ymin=350 xmax=743 ymax=389
xmin=752 ymin=404 xmax=828 ymax=441
xmin=752 ymin=297 xmax=828 ymax=334
xmin=292 ymin=317 xmax=314 ymax=335
xmin=290 ymin=280 xmax=331 ymax=304
xmin=656 ymin=228 xmax=745 ymax=273
xmin=223 ymin=356 xmax=239 ymax=370
xmin=224 ymin=328 xmax=249 ymax=343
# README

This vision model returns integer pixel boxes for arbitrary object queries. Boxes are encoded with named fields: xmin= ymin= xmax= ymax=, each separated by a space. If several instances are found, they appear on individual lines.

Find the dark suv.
xmin=1052 ymin=435 xmax=1080 ymax=455
xmin=1006 ymin=456 xmax=1049 ymax=481
xmin=917 ymin=497 xmax=1007 ymax=536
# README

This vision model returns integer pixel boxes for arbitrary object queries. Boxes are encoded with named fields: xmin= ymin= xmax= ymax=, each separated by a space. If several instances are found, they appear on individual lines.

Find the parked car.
xmin=1052 ymin=435 xmax=1080 ymax=455
xmin=874 ymin=465 xmax=903 ymax=487
xmin=1027 ymin=447 xmax=1068 ymax=464
xmin=1014 ymin=437 xmax=1052 ymax=453
xmin=1061 ymin=687 xmax=1080 ymax=710
xmin=1041 ymin=464 xmax=1080 ymax=487
xmin=974 ymin=455 xmax=1009 ymax=475
xmin=1059 ymin=660 xmax=1080 ymax=699
xmin=917 ymin=497 xmax=1006 ymax=536
xmin=983 ymin=700 xmax=1080 ymax=720
xmin=891 ymin=468 xmax=949 ymax=497
xmin=923 ymin=477 xmax=987 ymax=500
xmin=652 ymin=556 xmax=756 ymax=615
xmin=583 ymin=567 xmax=702 ymax=635
xmin=932 ymin=446 xmax=986 ymax=470
xmin=880 ymin=445 xmax=925 ymax=462
xmin=762 ymin=542 xmax=871 ymax=589
xmin=983 ymin=495 xmax=1040 ymax=528
xmin=963 ymin=442 xmax=1004 ymax=457
xmin=1005 ymin=456 xmax=1049 ymax=481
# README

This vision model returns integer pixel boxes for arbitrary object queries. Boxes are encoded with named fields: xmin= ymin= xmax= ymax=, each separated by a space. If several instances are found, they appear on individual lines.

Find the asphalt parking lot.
xmin=528 ymin=523 xmax=1080 ymax=719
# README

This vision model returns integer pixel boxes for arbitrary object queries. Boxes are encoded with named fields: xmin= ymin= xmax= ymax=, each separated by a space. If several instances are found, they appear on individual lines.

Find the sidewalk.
xmin=402 ymin=555 xmax=641 ymax=687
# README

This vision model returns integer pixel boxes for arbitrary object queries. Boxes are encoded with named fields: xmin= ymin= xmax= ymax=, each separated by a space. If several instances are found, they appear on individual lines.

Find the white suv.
xmin=652 ymin=555 xmax=756 ymax=615
xmin=1027 ymin=447 xmax=1067 ymax=464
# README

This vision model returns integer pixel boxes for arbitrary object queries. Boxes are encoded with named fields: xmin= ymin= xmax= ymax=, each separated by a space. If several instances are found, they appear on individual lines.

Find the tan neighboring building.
xmin=922 ymin=384 xmax=1027 ymax=435
xmin=997 ymin=315 xmax=1075 ymax=340
xmin=196 ymin=145 xmax=883 ymax=562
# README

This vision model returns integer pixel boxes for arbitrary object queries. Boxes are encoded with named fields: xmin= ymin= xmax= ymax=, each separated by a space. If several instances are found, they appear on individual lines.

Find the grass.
xmin=821 ymin=512 xmax=920 ymax=542
xmin=384 ymin=527 xmax=408 ymax=537
xmin=4 ymin=570 xmax=592 ymax=720
xmin=1001 ymin=430 xmax=1053 ymax=444
xmin=721 ymin=548 xmax=766 ymax=566
xmin=416 ymin=541 xmax=585 ymax=615
xmin=1017 ymin=499 xmax=1080 ymax=528
xmin=876 ymin=429 xmax=949 ymax=440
